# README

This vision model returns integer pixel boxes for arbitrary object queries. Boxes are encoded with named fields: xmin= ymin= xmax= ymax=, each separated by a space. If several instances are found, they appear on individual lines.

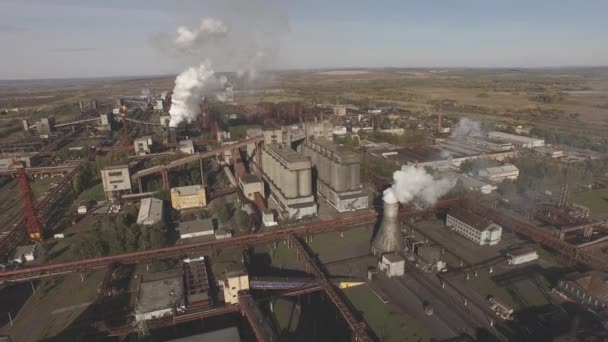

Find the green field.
xmin=344 ymin=284 xmax=432 ymax=342
xmin=74 ymin=182 xmax=105 ymax=204
xmin=572 ymin=188 xmax=608 ymax=218
xmin=465 ymin=270 xmax=551 ymax=310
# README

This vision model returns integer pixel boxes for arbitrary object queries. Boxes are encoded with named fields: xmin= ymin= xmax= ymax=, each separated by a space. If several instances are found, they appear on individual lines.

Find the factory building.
xmin=178 ymin=139 xmax=195 ymax=155
xmin=155 ymin=99 xmax=164 ymax=112
xmin=416 ymin=245 xmax=447 ymax=272
xmin=556 ymin=271 xmax=608 ymax=310
xmin=99 ymin=113 xmax=112 ymax=130
xmin=239 ymin=174 xmax=264 ymax=201
xmin=487 ymin=131 xmax=545 ymax=148
xmin=506 ymin=248 xmax=538 ymax=265
xmin=179 ymin=218 xmax=215 ymax=239
xmin=101 ymin=165 xmax=132 ymax=205
xmin=378 ymin=253 xmax=405 ymax=278
xmin=299 ymin=139 xmax=368 ymax=212
xmin=333 ymin=105 xmax=347 ymax=117
xmin=478 ymin=164 xmax=519 ymax=182
xmin=0 ymin=153 xmax=40 ymax=170
xmin=446 ymin=208 xmax=502 ymax=246
xmin=454 ymin=173 xmax=497 ymax=194
xmin=365 ymin=137 xmax=516 ymax=172
xmin=38 ymin=117 xmax=56 ymax=137
xmin=219 ymin=267 xmax=250 ymax=305
xmin=535 ymin=146 xmax=564 ymax=159
xmin=136 ymin=198 xmax=164 ymax=226
xmin=134 ymin=136 xmax=154 ymax=155
xmin=303 ymin=121 xmax=333 ymax=141
xmin=260 ymin=144 xmax=317 ymax=219
xmin=12 ymin=244 xmax=37 ymax=264
xmin=170 ymin=185 xmax=206 ymax=210
xmin=134 ymin=276 xmax=186 ymax=322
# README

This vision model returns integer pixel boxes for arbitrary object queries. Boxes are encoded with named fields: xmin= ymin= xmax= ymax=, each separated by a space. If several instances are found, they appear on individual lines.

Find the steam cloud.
xmin=168 ymin=61 xmax=216 ymax=127
xmin=162 ymin=0 xmax=288 ymax=126
xmin=383 ymin=165 xmax=456 ymax=207
xmin=175 ymin=17 xmax=228 ymax=52
xmin=451 ymin=117 xmax=481 ymax=137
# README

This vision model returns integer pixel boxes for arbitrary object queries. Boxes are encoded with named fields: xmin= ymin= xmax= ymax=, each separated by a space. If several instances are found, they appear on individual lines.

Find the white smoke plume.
xmin=451 ymin=117 xmax=482 ymax=137
xmin=175 ymin=17 xmax=228 ymax=52
xmin=169 ymin=61 xmax=216 ymax=127
xmin=383 ymin=165 xmax=456 ymax=207
xmin=214 ymin=75 xmax=234 ymax=102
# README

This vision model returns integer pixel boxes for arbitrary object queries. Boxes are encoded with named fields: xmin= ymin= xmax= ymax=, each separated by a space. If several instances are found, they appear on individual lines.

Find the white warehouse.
xmin=446 ymin=209 xmax=502 ymax=246
xmin=478 ymin=164 xmax=519 ymax=182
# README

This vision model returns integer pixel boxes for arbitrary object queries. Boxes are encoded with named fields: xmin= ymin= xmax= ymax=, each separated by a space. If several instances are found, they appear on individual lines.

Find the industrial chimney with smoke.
xmin=372 ymin=165 xmax=457 ymax=255
xmin=372 ymin=199 xmax=403 ymax=255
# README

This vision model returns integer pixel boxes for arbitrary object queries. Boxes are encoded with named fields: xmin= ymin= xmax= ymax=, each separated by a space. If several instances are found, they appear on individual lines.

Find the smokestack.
xmin=372 ymin=199 xmax=403 ymax=255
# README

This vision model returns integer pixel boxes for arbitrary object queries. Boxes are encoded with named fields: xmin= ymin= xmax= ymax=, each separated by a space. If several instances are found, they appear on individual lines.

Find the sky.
xmin=1 ymin=0 xmax=607 ymax=79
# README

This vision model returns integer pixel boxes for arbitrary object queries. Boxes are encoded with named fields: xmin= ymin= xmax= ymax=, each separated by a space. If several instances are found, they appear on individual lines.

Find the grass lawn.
xmin=74 ymin=182 xmax=105 ymax=204
xmin=466 ymin=270 xmax=551 ymax=310
xmin=308 ymin=225 xmax=373 ymax=262
xmin=344 ymin=284 xmax=432 ymax=342
xmin=572 ymin=188 xmax=608 ymax=219
xmin=210 ymin=248 xmax=245 ymax=276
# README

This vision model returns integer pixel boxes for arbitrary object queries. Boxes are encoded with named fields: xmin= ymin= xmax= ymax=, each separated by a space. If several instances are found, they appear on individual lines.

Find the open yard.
xmin=572 ymin=188 xmax=608 ymax=219
xmin=344 ymin=284 xmax=432 ymax=342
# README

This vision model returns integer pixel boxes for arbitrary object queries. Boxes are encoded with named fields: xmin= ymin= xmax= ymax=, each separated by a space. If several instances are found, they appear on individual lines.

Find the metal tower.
xmin=16 ymin=164 xmax=43 ymax=241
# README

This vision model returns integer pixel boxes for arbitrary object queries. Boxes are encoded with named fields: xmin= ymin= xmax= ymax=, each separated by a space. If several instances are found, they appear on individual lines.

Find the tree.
xmin=218 ymin=204 xmax=231 ymax=224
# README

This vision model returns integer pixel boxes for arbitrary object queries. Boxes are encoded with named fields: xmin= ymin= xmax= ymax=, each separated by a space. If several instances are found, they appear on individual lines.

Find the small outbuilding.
xmin=179 ymin=218 xmax=216 ymax=239
xmin=12 ymin=244 xmax=38 ymax=264
xmin=378 ymin=253 xmax=405 ymax=278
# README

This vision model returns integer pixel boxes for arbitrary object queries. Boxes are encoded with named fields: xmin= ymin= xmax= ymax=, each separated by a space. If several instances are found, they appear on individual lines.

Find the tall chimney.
xmin=372 ymin=199 xmax=403 ymax=255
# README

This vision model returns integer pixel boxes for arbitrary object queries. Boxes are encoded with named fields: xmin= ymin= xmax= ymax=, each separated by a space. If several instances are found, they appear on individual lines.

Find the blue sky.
xmin=1 ymin=0 xmax=607 ymax=79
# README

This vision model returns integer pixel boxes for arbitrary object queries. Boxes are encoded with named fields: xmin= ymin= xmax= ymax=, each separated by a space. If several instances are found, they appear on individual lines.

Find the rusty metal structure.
xmin=0 ymin=197 xmax=461 ymax=282
xmin=465 ymin=201 xmax=608 ymax=272
xmin=289 ymin=233 xmax=374 ymax=341
xmin=0 ymin=164 xmax=81 ymax=255
xmin=132 ymin=136 xmax=264 ymax=192
xmin=15 ymin=164 xmax=43 ymax=241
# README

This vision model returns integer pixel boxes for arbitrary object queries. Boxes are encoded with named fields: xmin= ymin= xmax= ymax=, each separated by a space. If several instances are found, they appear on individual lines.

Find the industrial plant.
xmin=1 ymin=8 xmax=608 ymax=341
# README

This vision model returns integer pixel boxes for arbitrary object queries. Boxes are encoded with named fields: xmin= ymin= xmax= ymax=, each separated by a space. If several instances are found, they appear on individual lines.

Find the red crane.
xmin=15 ymin=163 xmax=43 ymax=241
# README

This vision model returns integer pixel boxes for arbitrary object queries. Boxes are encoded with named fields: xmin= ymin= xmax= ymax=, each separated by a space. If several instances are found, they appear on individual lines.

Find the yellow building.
xmin=219 ymin=269 xmax=250 ymax=304
xmin=170 ymin=185 xmax=206 ymax=210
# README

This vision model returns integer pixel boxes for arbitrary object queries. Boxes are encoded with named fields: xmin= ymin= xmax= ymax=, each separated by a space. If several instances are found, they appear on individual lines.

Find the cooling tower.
xmin=372 ymin=199 xmax=404 ymax=256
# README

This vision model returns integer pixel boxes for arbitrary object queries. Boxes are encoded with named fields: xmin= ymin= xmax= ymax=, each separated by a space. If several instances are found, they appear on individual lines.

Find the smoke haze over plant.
xmin=451 ymin=117 xmax=482 ymax=137
xmin=164 ymin=0 xmax=288 ymax=126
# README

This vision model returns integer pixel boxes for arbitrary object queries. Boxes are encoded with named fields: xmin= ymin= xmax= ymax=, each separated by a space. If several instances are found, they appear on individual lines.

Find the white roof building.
xmin=179 ymin=140 xmax=195 ymax=155
xmin=478 ymin=164 xmax=519 ymax=182
xmin=179 ymin=218 xmax=215 ymax=239
xmin=488 ymin=131 xmax=544 ymax=148
xmin=135 ymin=277 xmax=185 ymax=322
xmin=137 ymin=198 xmax=164 ymax=226
xmin=12 ymin=244 xmax=37 ymax=263
xmin=446 ymin=209 xmax=502 ymax=246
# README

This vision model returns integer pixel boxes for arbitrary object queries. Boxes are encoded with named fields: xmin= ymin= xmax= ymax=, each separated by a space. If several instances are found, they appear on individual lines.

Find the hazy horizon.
xmin=2 ymin=0 xmax=608 ymax=80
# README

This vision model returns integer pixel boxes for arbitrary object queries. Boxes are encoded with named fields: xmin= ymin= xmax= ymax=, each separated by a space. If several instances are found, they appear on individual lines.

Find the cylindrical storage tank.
xmin=283 ymin=169 xmax=298 ymax=198
xmin=349 ymin=163 xmax=360 ymax=190
xmin=262 ymin=151 xmax=269 ymax=176
xmin=298 ymin=168 xmax=312 ymax=197
xmin=333 ymin=163 xmax=347 ymax=192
